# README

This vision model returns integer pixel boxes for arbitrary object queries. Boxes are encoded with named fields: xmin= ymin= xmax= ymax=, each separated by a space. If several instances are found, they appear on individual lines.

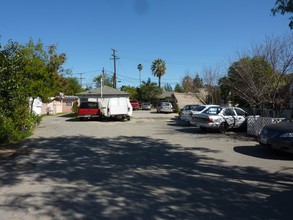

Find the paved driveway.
xmin=1 ymin=111 xmax=293 ymax=220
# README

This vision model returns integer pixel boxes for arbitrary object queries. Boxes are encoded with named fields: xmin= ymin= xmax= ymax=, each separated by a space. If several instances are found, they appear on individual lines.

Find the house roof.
xmin=157 ymin=91 xmax=174 ymax=99
xmin=76 ymin=86 xmax=129 ymax=97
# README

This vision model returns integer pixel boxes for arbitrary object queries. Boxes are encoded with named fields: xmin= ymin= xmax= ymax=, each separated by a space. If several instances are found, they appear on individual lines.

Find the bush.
xmin=0 ymin=116 xmax=21 ymax=143
xmin=0 ymin=112 xmax=41 ymax=144
xmin=71 ymin=101 xmax=78 ymax=117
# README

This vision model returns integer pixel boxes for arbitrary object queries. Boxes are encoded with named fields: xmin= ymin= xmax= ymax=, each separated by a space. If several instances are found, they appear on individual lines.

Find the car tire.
xmin=219 ymin=122 xmax=228 ymax=134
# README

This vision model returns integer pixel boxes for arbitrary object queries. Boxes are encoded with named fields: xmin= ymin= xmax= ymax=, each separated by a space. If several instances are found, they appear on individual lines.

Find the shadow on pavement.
xmin=1 ymin=135 xmax=293 ymax=219
xmin=234 ymin=145 xmax=293 ymax=161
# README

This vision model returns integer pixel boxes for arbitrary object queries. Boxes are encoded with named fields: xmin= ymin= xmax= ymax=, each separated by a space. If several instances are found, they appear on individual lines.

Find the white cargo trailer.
xmin=99 ymin=97 xmax=133 ymax=121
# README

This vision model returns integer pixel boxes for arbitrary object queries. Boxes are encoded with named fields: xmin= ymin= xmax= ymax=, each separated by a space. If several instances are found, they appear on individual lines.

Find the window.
xmin=65 ymin=102 xmax=72 ymax=106
xmin=204 ymin=107 xmax=222 ymax=115
xmin=235 ymin=108 xmax=246 ymax=116
xmin=194 ymin=105 xmax=206 ymax=112
xmin=223 ymin=108 xmax=235 ymax=116
xmin=80 ymin=102 xmax=99 ymax=108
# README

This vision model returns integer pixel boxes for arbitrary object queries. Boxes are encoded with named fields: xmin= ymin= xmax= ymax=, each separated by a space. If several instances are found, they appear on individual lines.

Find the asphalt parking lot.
xmin=1 ymin=110 xmax=293 ymax=220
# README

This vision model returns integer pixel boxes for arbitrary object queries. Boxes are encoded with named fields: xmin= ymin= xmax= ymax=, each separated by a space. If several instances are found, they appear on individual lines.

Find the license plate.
xmin=259 ymin=136 xmax=267 ymax=144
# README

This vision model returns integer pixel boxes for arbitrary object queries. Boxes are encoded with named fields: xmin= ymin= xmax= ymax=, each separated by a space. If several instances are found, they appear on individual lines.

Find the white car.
xmin=157 ymin=102 xmax=173 ymax=113
xmin=189 ymin=105 xmax=221 ymax=126
xmin=179 ymin=104 xmax=200 ymax=122
xmin=141 ymin=102 xmax=152 ymax=110
xmin=193 ymin=106 xmax=248 ymax=133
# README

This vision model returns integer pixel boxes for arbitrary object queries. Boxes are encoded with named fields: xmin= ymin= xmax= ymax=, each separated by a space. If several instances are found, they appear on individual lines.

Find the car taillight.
xmin=194 ymin=117 xmax=213 ymax=122
xmin=206 ymin=118 xmax=213 ymax=122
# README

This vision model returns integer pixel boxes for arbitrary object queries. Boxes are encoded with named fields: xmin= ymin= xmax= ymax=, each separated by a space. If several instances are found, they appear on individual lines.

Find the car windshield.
xmin=190 ymin=105 xmax=199 ymax=110
xmin=193 ymin=105 xmax=206 ymax=112
xmin=162 ymin=102 xmax=170 ymax=106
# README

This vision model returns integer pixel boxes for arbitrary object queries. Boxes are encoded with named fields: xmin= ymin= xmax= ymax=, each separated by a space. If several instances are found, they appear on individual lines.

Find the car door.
xmin=181 ymin=105 xmax=190 ymax=119
xmin=233 ymin=107 xmax=247 ymax=128
xmin=222 ymin=108 xmax=236 ymax=126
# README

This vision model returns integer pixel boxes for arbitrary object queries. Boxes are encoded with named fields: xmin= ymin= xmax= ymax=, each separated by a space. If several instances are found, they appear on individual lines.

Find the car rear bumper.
xmin=197 ymin=122 xmax=219 ymax=129
xmin=190 ymin=120 xmax=197 ymax=126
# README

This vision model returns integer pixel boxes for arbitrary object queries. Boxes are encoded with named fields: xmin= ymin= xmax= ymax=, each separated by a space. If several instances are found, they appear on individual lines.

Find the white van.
xmin=99 ymin=97 xmax=133 ymax=121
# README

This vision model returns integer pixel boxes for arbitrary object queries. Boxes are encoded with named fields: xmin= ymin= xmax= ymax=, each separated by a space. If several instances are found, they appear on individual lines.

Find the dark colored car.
xmin=258 ymin=121 xmax=293 ymax=153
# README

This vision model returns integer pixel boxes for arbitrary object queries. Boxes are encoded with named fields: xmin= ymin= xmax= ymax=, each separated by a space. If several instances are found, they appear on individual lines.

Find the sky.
xmin=0 ymin=0 xmax=291 ymax=89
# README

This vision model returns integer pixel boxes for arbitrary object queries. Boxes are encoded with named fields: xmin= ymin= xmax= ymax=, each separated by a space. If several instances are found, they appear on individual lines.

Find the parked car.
xmin=193 ymin=106 xmax=248 ymax=133
xmin=258 ymin=121 xmax=293 ymax=153
xmin=189 ymin=105 xmax=221 ymax=126
xmin=77 ymin=101 xmax=102 ymax=120
xmin=130 ymin=100 xmax=140 ymax=111
xmin=157 ymin=101 xmax=173 ymax=113
xmin=141 ymin=102 xmax=152 ymax=110
xmin=179 ymin=104 xmax=200 ymax=122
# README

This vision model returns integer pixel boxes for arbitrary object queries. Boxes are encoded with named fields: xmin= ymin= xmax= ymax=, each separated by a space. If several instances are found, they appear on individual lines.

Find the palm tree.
xmin=151 ymin=59 xmax=166 ymax=88
xmin=137 ymin=64 xmax=143 ymax=86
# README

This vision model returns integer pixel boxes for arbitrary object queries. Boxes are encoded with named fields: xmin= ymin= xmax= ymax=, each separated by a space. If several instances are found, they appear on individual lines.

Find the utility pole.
xmin=101 ymin=67 xmax=105 ymax=86
xmin=78 ymin=73 xmax=85 ymax=87
xmin=101 ymin=68 xmax=104 ymax=98
xmin=111 ymin=49 xmax=119 ymax=89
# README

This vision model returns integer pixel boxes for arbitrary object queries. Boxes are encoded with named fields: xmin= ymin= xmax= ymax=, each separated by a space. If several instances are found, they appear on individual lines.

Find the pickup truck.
xmin=130 ymin=100 xmax=140 ymax=111
xmin=77 ymin=101 xmax=101 ymax=120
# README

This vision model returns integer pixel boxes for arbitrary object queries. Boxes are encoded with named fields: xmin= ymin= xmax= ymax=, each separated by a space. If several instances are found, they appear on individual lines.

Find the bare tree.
xmin=252 ymin=34 xmax=293 ymax=74
xmin=203 ymin=66 xmax=222 ymax=104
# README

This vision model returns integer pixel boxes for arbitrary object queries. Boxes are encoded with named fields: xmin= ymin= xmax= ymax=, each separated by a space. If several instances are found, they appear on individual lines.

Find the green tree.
xmin=151 ymin=58 xmax=166 ymax=88
xmin=137 ymin=64 xmax=143 ymax=86
xmin=163 ymin=83 xmax=173 ymax=92
xmin=137 ymin=78 xmax=162 ymax=102
xmin=93 ymin=73 xmax=113 ymax=87
xmin=181 ymin=74 xmax=193 ymax=92
xmin=22 ymin=39 xmax=66 ymax=104
xmin=0 ymin=41 xmax=34 ymax=142
xmin=174 ymin=83 xmax=184 ymax=92
xmin=272 ymin=0 xmax=293 ymax=29
xmin=0 ymin=41 xmax=27 ymax=117
xmin=193 ymin=74 xmax=204 ymax=91
xmin=222 ymin=56 xmax=287 ymax=115
xmin=0 ymin=39 xmax=68 ymax=143
xmin=121 ymin=85 xmax=138 ymax=100
xmin=181 ymin=73 xmax=204 ymax=93
xmin=62 ymin=77 xmax=83 ymax=95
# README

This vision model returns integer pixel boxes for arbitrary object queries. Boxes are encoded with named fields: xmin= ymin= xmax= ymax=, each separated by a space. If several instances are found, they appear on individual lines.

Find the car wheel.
xmin=219 ymin=122 xmax=228 ymax=134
